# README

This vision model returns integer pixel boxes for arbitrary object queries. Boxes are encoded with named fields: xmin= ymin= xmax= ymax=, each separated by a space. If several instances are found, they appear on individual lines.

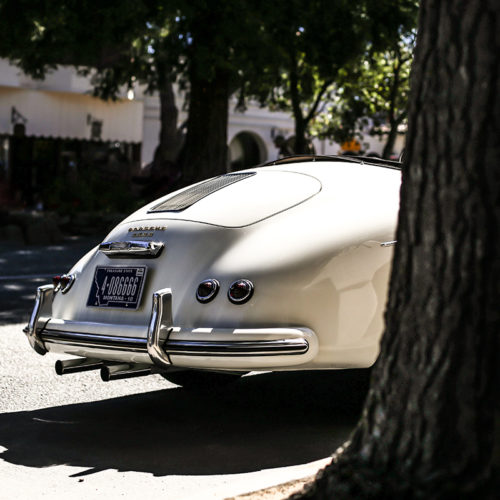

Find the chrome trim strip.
xmin=25 ymin=284 xmax=54 ymax=355
xmin=41 ymin=329 xmax=148 ymax=353
xmin=381 ymin=240 xmax=397 ymax=247
xmin=40 ymin=329 xmax=309 ymax=357
xmin=99 ymin=240 xmax=164 ymax=257
xmin=41 ymin=330 xmax=309 ymax=357
xmin=165 ymin=338 xmax=309 ymax=357
xmin=44 ymin=339 xmax=146 ymax=353
xmin=147 ymin=288 xmax=173 ymax=369
xmin=61 ymin=274 xmax=75 ymax=294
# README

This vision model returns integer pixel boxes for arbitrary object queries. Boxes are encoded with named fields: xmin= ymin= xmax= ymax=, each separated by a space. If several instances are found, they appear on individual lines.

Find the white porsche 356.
xmin=24 ymin=155 xmax=401 ymax=387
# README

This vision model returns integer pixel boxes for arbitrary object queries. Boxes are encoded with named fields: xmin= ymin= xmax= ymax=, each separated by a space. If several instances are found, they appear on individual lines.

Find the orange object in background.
xmin=341 ymin=139 xmax=361 ymax=153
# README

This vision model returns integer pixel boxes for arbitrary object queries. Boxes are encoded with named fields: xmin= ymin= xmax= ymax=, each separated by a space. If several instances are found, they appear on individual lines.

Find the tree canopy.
xmin=243 ymin=0 xmax=418 ymax=154
xmin=312 ymin=33 xmax=415 ymax=158
xmin=0 ymin=0 xmax=417 ymax=183
xmin=312 ymin=31 xmax=415 ymax=158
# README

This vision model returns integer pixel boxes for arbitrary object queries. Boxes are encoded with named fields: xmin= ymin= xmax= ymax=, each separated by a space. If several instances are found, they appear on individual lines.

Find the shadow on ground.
xmin=0 ymin=370 xmax=369 ymax=477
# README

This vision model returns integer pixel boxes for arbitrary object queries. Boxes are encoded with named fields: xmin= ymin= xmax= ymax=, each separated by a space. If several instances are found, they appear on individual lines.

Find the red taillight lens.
xmin=228 ymin=279 xmax=254 ymax=304
xmin=60 ymin=275 xmax=71 ymax=288
xmin=196 ymin=279 xmax=220 ymax=303
xmin=53 ymin=274 xmax=74 ymax=293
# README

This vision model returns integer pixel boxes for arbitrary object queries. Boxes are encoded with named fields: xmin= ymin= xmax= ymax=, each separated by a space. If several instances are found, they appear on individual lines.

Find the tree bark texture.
xmin=381 ymin=122 xmax=399 ymax=160
xmin=296 ymin=0 xmax=499 ymax=498
xmin=288 ymin=51 xmax=307 ymax=155
xmin=149 ymin=73 xmax=185 ymax=195
xmin=382 ymin=55 xmax=405 ymax=160
xmin=382 ymin=111 xmax=406 ymax=160
xmin=156 ymin=75 xmax=182 ymax=165
xmin=179 ymin=68 xmax=229 ymax=186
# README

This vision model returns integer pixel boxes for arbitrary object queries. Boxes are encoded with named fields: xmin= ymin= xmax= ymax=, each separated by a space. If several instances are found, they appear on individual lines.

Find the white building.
xmin=0 ymin=59 xmax=403 ymax=206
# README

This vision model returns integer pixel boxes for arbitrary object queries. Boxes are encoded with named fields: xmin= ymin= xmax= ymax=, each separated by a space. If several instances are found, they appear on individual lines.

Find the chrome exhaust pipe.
xmin=55 ymin=357 xmax=105 ymax=375
xmin=100 ymin=363 xmax=153 ymax=382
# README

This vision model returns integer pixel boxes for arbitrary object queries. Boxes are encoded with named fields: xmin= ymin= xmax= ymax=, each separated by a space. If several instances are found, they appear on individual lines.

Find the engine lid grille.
xmin=150 ymin=172 xmax=256 ymax=212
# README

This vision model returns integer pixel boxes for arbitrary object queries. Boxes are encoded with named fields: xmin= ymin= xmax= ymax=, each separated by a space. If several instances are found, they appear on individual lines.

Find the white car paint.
xmin=25 ymin=157 xmax=401 ymax=374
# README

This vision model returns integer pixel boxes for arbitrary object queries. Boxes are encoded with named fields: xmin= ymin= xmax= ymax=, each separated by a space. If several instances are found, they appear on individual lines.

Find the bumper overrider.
xmin=24 ymin=285 xmax=316 ymax=373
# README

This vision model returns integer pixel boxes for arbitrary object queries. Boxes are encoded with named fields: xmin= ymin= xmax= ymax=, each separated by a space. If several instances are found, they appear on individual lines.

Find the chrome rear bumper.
xmin=25 ymin=286 xmax=312 ymax=368
xmin=25 ymin=284 xmax=54 ymax=355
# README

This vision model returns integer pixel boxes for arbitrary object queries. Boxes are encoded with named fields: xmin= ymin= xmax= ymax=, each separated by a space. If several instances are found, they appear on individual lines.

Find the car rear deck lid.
xmin=150 ymin=172 xmax=256 ymax=212
xmin=147 ymin=171 xmax=321 ymax=227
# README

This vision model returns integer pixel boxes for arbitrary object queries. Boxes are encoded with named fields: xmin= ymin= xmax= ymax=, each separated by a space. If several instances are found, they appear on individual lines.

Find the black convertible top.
xmin=263 ymin=154 xmax=402 ymax=171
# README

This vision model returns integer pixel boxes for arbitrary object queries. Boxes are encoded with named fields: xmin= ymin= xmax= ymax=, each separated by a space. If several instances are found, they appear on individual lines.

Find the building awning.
xmin=0 ymin=87 xmax=143 ymax=143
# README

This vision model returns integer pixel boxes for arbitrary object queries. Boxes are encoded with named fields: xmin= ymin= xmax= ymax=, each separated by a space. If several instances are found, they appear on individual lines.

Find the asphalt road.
xmin=0 ymin=236 xmax=102 ymax=325
xmin=0 ymin=237 xmax=367 ymax=499
xmin=0 ymin=322 xmax=370 ymax=499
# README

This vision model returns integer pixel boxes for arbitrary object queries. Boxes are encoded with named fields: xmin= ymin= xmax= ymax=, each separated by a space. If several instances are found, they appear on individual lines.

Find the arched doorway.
xmin=229 ymin=131 xmax=267 ymax=171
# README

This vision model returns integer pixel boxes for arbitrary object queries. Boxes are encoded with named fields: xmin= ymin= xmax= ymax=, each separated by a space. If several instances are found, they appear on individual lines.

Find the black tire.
xmin=161 ymin=369 xmax=245 ymax=392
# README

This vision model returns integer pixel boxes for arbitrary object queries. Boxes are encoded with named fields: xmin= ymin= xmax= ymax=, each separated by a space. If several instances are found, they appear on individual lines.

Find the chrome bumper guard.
xmin=25 ymin=286 xmax=310 ymax=365
xmin=147 ymin=288 xmax=174 ymax=370
xmin=24 ymin=284 xmax=54 ymax=355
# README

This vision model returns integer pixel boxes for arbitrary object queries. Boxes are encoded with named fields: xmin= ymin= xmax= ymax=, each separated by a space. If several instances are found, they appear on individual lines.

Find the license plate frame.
xmin=87 ymin=266 xmax=147 ymax=309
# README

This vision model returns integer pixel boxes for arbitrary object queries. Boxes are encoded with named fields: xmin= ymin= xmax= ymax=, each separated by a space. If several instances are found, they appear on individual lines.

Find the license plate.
xmin=87 ymin=266 xmax=147 ymax=309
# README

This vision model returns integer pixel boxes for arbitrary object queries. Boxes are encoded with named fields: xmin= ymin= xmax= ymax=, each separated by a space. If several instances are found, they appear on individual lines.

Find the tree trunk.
xmin=293 ymin=121 xmax=308 ymax=155
xmin=381 ymin=121 xmax=398 ymax=159
xmin=155 ymin=75 xmax=182 ymax=166
xmin=296 ymin=0 xmax=499 ymax=498
xmin=381 ymin=115 xmax=404 ymax=159
xmin=149 ymin=73 xmax=184 ymax=193
xmin=289 ymin=51 xmax=307 ymax=155
xmin=179 ymin=68 xmax=229 ymax=186
xmin=382 ymin=51 xmax=404 ymax=160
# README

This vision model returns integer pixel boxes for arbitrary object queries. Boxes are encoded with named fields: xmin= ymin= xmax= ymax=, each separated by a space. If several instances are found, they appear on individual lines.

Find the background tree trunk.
xmin=289 ymin=51 xmax=308 ymax=155
xmin=382 ymin=54 xmax=405 ymax=159
xmin=381 ymin=122 xmax=398 ymax=159
xmin=296 ymin=0 xmax=499 ymax=497
xmin=179 ymin=68 xmax=230 ymax=186
xmin=150 ymin=71 xmax=184 ymax=190
xmin=381 ymin=115 xmax=404 ymax=159
xmin=155 ymin=75 xmax=182 ymax=165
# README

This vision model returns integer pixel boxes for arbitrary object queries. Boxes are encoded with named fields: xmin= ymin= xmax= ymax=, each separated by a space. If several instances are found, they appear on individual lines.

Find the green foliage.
xmin=0 ymin=0 xmax=419 ymax=164
xmin=0 ymin=1 xmax=152 ymax=80
xmin=312 ymin=31 xmax=416 ymax=149
xmin=240 ymin=0 xmax=418 ymax=153
xmin=0 ymin=0 xmax=267 ymax=97
xmin=42 ymin=163 xmax=134 ymax=216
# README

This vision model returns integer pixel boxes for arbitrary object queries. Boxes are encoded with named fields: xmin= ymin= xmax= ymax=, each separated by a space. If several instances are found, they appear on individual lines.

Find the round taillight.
xmin=196 ymin=279 xmax=220 ymax=303
xmin=53 ymin=275 xmax=62 ymax=290
xmin=53 ymin=274 xmax=75 ymax=294
xmin=228 ymin=279 xmax=254 ymax=304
